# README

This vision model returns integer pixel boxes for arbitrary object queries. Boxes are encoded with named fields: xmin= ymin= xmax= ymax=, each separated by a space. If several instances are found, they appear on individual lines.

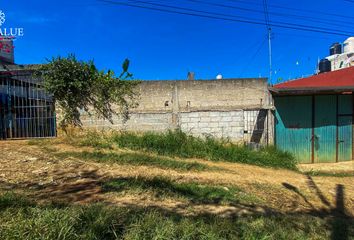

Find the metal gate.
xmin=338 ymin=95 xmax=353 ymax=161
xmin=275 ymin=94 xmax=353 ymax=163
xmin=0 ymin=70 xmax=56 ymax=140
xmin=314 ymin=95 xmax=337 ymax=163
xmin=275 ymin=96 xmax=312 ymax=163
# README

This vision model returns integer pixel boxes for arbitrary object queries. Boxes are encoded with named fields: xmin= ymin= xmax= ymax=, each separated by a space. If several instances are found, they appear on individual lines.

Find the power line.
xmin=123 ymin=0 xmax=353 ymax=35
xmin=227 ymin=0 xmax=354 ymax=20
xmin=240 ymin=37 xmax=267 ymax=77
xmin=186 ymin=0 xmax=354 ymax=29
xmin=98 ymin=0 xmax=352 ymax=36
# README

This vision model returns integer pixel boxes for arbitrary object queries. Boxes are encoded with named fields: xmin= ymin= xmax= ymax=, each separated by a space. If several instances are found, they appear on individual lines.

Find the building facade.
xmin=271 ymin=66 xmax=354 ymax=163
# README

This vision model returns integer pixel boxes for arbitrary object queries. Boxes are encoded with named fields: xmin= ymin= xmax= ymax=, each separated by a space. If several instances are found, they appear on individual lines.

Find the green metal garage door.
xmin=314 ymin=95 xmax=336 ymax=163
xmin=275 ymin=94 xmax=353 ymax=163
xmin=338 ymin=95 xmax=353 ymax=161
xmin=275 ymin=96 xmax=312 ymax=163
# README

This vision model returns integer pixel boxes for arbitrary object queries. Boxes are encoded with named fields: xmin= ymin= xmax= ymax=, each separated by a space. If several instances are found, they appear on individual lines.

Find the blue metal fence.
xmin=0 ymin=70 xmax=56 ymax=140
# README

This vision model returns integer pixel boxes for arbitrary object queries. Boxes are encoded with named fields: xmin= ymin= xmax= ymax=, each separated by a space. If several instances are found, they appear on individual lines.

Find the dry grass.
xmin=0 ymin=139 xmax=353 ymax=218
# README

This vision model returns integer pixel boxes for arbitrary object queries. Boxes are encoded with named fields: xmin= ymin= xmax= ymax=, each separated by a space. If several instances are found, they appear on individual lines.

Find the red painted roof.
xmin=274 ymin=66 xmax=354 ymax=89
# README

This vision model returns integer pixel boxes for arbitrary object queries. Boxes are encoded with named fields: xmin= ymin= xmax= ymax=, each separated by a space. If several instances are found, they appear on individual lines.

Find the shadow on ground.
xmin=282 ymin=175 xmax=352 ymax=240
xmin=0 ymin=162 xmax=353 ymax=239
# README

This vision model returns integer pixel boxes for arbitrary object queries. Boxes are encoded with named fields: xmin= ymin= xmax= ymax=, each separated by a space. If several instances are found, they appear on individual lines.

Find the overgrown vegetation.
xmin=1 ymin=192 xmax=349 ymax=240
xmin=55 ymin=151 xmax=211 ymax=172
xmin=37 ymin=55 xmax=140 ymax=128
xmin=72 ymin=130 xmax=297 ymax=170
xmin=29 ymin=130 xmax=297 ymax=170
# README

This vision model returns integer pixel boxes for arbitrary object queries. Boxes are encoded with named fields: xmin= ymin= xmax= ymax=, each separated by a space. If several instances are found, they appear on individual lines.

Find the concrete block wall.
xmin=79 ymin=78 xmax=272 ymax=143
xmin=81 ymin=112 xmax=172 ymax=132
xmin=179 ymin=110 xmax=244 ymax=141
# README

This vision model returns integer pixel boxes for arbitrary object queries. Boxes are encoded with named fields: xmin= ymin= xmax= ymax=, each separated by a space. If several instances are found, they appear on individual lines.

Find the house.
xmin=270 ymin=66 xmax=354 ymax=163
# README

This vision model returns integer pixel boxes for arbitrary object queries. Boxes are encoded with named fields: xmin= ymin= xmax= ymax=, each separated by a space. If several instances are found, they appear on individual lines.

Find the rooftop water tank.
xmin=330 ymin=42 xmax=342 ymax=55
xmin=319 ymin=59 xmax=331 ymax=74
xmin=344 ymin=37 xmax=354 ymax=53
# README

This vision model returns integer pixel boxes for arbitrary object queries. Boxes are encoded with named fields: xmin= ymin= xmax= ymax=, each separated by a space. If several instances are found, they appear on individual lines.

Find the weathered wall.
xmin=133 ymin=78 xmax=267 ymax=113
xmin=81 ymin=78 xmax=273 ymax=144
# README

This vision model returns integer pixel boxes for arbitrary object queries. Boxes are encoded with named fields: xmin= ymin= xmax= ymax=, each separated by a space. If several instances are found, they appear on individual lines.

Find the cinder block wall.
xmin=80 ymin=78 xmax=272 ymax=144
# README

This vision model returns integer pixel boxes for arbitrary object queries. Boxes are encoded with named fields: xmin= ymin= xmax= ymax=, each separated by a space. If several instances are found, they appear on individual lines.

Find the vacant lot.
xmin=0 ymin=132 xmax=353 ymax=239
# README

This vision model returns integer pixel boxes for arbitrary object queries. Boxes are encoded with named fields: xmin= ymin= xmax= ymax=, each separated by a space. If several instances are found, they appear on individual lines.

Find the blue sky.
xmin=1 ymin=0 xmax=353 ymax=83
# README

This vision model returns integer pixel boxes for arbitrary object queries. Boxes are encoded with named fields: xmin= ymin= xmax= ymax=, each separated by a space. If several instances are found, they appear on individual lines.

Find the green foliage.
xmin=0 ymin=192 xmax=347 ymax=240
xmin=111 ymin=130 xmax=298 ymax=170
xmin=78 ymin=131 xmax=113 ymax=149
xmin=37 ymin=55 xmax=140 ymax=129
xmin=37 ymin=129 xmax=296 ymax=170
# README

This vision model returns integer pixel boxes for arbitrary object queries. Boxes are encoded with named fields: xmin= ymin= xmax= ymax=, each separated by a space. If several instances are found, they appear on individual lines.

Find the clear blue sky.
xmin=1 ymin=0 xmax=353 ymax=83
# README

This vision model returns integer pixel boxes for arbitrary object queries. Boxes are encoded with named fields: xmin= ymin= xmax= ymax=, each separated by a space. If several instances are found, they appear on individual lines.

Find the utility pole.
xmin=263 ymin=0 xmax=272 ymax=84
xmin=267 ymin=27 xmax=273 ymax=84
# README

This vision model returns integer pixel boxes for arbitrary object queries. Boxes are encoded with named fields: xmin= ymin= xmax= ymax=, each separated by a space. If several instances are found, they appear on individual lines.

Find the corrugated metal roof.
xmin=274 ymin=66 xmax=354 ymax=89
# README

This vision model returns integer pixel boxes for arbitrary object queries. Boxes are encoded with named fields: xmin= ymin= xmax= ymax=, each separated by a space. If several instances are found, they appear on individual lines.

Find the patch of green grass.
xmin=37 ymin=130 xmax=296 ymax=170
xmin=304 ymin=171 xmax=354 ymax=178
xmin=102 ymin=176 xmax=261 ymax=205
xmin=77 ymin=131 xmax=113 ymax=149
xmin=55 ymin=151 xmax=210 ymax=172
xmin=111 ymin=130 xmax=297 ymax=170
xmin=0 ymin=192 xmax=35 ymax=209
xmin=0 ymin=192 xmax=352 ymax=240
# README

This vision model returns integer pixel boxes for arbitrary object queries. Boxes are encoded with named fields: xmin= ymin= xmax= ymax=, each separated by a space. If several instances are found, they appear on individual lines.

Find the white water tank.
xmin=343 ymin=37 xmax=354 ymax=53
xmin=216 ymin=74 xmax=223 ymax=80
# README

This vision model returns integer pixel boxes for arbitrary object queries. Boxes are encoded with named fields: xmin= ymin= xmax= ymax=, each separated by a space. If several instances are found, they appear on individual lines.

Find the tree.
xmin=37 ymin=54 xmax=140 ymax=129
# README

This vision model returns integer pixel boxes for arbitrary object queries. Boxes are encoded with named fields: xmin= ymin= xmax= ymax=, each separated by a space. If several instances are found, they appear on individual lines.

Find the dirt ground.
xmin=0 ymin=140 xmax=353 ymax=218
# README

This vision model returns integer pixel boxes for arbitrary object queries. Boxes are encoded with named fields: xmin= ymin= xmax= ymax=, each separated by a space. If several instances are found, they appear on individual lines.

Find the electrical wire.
xmin=98 ymin=0 xmax=352 ymax=36
xmin=240 ymin=37 xmax=267 ymax=77
xmin=226 ymin=0 xmax=354 ymax=20
xmin=120 ymin=0 xmax=353 ymax=35
xmin=186 ymin=0 xmax=354 ymax=29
